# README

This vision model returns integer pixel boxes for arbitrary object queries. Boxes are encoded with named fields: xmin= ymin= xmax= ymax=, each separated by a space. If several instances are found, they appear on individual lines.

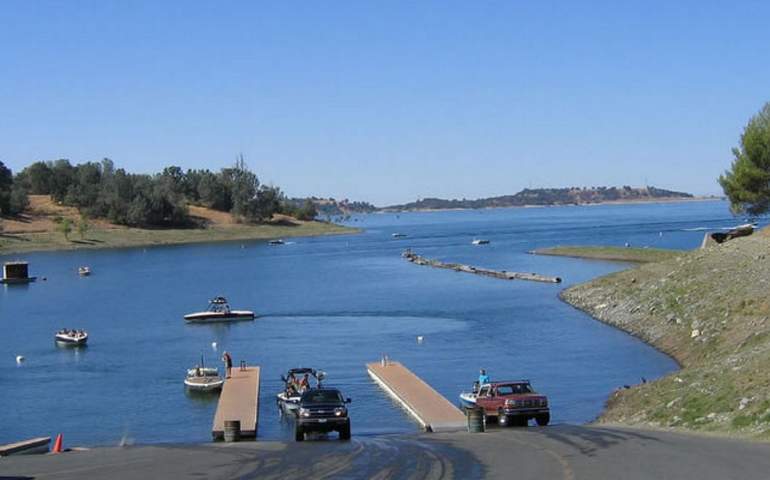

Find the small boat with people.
xmin=78 ymin=266 xmax=91 ymax=276
xmin=392 ymin=233 xmax=408 ymax=238
xmin=55 ymin=329 xmax=88 ymax=346
xmin=471 ymin=239 xmax=490 ymax=245
xmin=184 ymin=357 xmax=225 ymax=392
xmin=184 ymin=297 xmax=255 ymax=323
xmin=276 ymin=367 xmax=326 ymax=415
xmin=268 ymin=239 xmax=285 ymax=245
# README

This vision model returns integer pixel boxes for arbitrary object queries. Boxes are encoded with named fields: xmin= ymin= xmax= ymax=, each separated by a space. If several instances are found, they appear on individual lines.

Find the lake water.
xmin=0 ymin=200 xmax=743 ymax=445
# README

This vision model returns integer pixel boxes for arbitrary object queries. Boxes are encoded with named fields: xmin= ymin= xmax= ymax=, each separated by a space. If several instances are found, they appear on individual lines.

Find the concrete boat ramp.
xmin=367 ymin=360 xmax=466 ymax=432
xmin=212 ymin=366 xmax=261 ymax=440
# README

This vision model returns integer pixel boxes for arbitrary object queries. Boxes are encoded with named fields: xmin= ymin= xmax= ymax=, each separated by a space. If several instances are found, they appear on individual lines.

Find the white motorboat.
xmin=276 ymin=368 xmax=325 ymax=415
xmin=78 ymin=266 xmax=91 ymax=276
xmin=472 ymin=239 xmax=490 ymax=245
xmin=269 ymin=239 xmax=285 ymax=245
xmin=392 ymin=233 xmax=407 ymax=238
xmin=184 ymin=297 xmax=255 ymax=323
xmin=459 ymin=391 xmax=478 ymax=408
xmin=184 ymin=360 xmax=224 ymax=392
xmin=55 ymin=329 xmax=88 ymax=346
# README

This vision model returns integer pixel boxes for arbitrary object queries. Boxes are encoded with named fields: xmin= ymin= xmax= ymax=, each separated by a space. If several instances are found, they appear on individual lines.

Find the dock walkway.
xmin=212 ymin=366 xmax=260 ymax=440
xmin=367 ymin=361 xmax=466 ymax=432
xmin=402 ymin=251 xmax=561 ymax=283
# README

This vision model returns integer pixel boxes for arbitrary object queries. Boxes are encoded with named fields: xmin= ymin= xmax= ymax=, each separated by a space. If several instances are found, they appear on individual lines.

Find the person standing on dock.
xmin=222 ymin=351 xmax=233 ymax=379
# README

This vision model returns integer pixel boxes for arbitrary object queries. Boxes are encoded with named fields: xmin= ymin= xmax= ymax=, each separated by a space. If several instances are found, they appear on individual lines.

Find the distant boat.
xmin=269 ymin=239 xmax=285 ymax=245
xmin=392 ymin=233 xmax=407 ymax=238
xmin=78 ymin=266 xmax=91 ymax=276
xmin=184 ymin=297 xmax=255 ymax=323
xmin=472 ymin=239 xmax=490 ymax=245
xmin=55 ymin=329 xmax=88 ymax=346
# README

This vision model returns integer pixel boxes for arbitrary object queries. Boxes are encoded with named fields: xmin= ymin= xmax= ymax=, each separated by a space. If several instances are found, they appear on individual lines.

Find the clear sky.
xmin=1 ymin=1 xmax=768 ymax=205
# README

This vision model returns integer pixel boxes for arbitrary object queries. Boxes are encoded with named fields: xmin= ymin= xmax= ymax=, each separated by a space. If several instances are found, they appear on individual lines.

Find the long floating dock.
xmin=212 ymin=366 xmax=260 ymax=440
xmin=367 ymin=361 xmax=466 ymax=433
xmin=402 ymin=251 xmax=562 ymax=283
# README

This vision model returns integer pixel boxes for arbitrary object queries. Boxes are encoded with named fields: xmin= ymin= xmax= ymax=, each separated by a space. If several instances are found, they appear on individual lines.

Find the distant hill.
xmin=384 ymin=186 xmax=694 ymax=211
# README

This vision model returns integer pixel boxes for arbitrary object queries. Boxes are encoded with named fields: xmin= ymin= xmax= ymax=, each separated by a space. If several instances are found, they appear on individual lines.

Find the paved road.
xmin=2 ymin=426 xmax=769 ymax=479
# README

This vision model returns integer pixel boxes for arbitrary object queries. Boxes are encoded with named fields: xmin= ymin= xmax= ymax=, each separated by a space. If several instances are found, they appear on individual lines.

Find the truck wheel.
xmin=339 ymin=422 xmax=351 ymax=441
xmin=536 ymin=414 xmax=550 ymax=426
xmin=295 ymin=425 xmax=305 ymax=441
xmin=497 ymin=410 xmax=509 ymax=427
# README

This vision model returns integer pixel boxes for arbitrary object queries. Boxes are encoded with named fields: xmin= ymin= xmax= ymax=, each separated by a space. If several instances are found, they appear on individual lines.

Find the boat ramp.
xmin=367 ymin=360 xmax=466 ymax=432
xmin=212 ymin=366 xmax=261 ymax=440
xmin=402 ymin=250 xmax=561 ymax=283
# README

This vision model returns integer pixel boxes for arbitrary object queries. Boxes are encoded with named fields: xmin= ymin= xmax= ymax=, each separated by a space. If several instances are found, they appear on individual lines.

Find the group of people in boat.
xmin=285 ymin=372 xmax=314 ymax=396
xmin=57 ymin=328 xmax=86 ymax=339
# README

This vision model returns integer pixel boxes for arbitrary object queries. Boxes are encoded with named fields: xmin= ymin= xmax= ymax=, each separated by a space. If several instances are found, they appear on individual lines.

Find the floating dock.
xmin=367 ymin=361 xmax=466 ymax=433
xmin=402 ymin=251 xmax=561 ymax=283
xmin=212 ymin=366 xmax=260 ymax=440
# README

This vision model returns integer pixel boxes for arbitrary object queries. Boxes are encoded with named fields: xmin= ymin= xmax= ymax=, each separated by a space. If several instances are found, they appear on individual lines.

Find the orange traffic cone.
xmin=52 ymin=433 xmax=63 ymax=454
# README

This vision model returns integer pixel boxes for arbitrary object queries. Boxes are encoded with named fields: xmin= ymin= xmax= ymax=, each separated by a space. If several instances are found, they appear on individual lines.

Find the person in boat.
xmin=478 ymin=369 xmax=490 ymax=385
xmin=222 ymin=351 xmax=233 ymax=379
xmin=287 ymin=372 xmax=299 ymax=393
xmin=298 ymin=373 xmax=310 ymax=393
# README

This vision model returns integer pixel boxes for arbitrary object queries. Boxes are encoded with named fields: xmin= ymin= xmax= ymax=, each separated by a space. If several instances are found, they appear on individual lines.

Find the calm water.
xmin=0 ymin=200 xmax=743 ymax=445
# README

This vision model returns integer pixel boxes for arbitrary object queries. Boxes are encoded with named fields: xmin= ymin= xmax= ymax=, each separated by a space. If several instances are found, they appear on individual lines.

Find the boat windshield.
xmin=497 ymin=383 xmax=533 ymax=395
xmin=301 ymin=390 xmax=343 ymax=404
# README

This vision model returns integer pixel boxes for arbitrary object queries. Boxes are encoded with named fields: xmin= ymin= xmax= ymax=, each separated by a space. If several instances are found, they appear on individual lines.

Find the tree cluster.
xmin=14 ymin=157 xmax=286 ymax=227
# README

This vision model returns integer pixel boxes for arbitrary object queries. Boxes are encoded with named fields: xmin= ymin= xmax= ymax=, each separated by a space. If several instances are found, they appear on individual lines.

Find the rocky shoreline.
xmin=560 ymin=232 xmax=770 ymax=440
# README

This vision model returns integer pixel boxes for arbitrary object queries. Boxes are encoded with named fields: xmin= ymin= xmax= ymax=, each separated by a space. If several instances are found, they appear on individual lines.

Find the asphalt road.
xmin=2 ymin=425 xmax=769 ymax=479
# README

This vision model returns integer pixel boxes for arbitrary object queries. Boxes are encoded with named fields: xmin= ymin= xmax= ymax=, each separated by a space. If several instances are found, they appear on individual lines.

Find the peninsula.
xmin=384 ymin=186 xmax=696 ymax=211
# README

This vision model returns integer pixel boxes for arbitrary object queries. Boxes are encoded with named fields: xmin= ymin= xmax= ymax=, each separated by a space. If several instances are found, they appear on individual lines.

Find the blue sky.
xmin=1 ymin=1 xmax=768 ymax=205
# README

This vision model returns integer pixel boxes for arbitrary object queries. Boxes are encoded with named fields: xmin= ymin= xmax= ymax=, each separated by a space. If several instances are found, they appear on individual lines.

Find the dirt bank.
xmin=561 ymin=233 xmax=770 ymax=440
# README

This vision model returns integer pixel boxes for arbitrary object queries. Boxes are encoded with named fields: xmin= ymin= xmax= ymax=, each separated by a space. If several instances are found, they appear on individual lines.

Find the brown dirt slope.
xmin=561 ymin=233 xmax=770 ymax=440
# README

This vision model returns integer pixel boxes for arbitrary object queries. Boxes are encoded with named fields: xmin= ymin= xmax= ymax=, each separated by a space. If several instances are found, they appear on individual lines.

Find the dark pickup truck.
xmin=474 ymin=381 xmax=550 ymax=427
xmin=295 ymin=388 xmax=352 ymax=441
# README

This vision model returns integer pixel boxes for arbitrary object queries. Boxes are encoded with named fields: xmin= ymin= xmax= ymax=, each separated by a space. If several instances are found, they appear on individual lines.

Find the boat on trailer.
xmin=55 ymin=329 xmax=88 ymax=346
xmin=184 ymin=297 xmax=255 ymax=323
xmin=276 ymin=367 xmax=326 ymax=415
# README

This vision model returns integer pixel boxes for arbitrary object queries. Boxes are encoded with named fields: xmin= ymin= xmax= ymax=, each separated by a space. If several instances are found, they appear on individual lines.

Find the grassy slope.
xmin=561 ymin=234 xmax=770 ymax=440
xmin=0 ymin=196 xmax=356 ymax=255
xmin=533 ymin=246 xmax=682 ymax=263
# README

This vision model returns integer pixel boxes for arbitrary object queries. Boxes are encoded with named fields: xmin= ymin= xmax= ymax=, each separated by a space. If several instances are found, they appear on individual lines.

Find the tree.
xmin=18 ymin=161 xmax=54 ymax=194
xmin=295 ymin=199 xmax=318 ymax=221
xmin=719 ymin=102 xmax=770 ymax=215
xmin=9 ymin=183 xmax=29 ymax=215
xmin=58 ymin=218 xmax=73 ymax=240
xmin=0 ymin=161 xmax=12 ymax=215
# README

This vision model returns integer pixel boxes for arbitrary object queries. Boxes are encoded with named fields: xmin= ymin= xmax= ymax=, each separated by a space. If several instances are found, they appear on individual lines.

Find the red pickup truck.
xmin=469 ymin=380 xmax=550 ymax=427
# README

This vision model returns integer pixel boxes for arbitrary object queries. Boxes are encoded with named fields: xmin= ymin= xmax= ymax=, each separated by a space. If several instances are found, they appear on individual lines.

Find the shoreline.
xmin=0 ymin=221 xmax=359 ymax=257
xmin=532 ymin=245 xmax=684 ymax=264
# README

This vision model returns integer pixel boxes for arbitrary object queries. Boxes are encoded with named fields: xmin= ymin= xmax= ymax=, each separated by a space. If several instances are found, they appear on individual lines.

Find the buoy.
xmin=417 ymin=336 xmax=424 ymax=344
xmin=211 ymin=342 xmax=217 ymax=350
xmin=15 ymin=355 xmax=25 ymax=364
xmin=52 ymin=433 xmax=63 ymax=453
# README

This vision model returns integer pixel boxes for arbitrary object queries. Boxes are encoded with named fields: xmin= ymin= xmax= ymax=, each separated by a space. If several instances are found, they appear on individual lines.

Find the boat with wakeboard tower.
xmin=184 ymin=297 xmax=255 ymax=323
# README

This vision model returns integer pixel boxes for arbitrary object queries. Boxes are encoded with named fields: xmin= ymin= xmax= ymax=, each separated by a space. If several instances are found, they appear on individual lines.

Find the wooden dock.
xmin=367 ymin=361 xmax=466 ymax=433
xmin=212 ymin=366 xmax=260 ymax=440
xmin=402 ymin=251 xmax=561 ymax=283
